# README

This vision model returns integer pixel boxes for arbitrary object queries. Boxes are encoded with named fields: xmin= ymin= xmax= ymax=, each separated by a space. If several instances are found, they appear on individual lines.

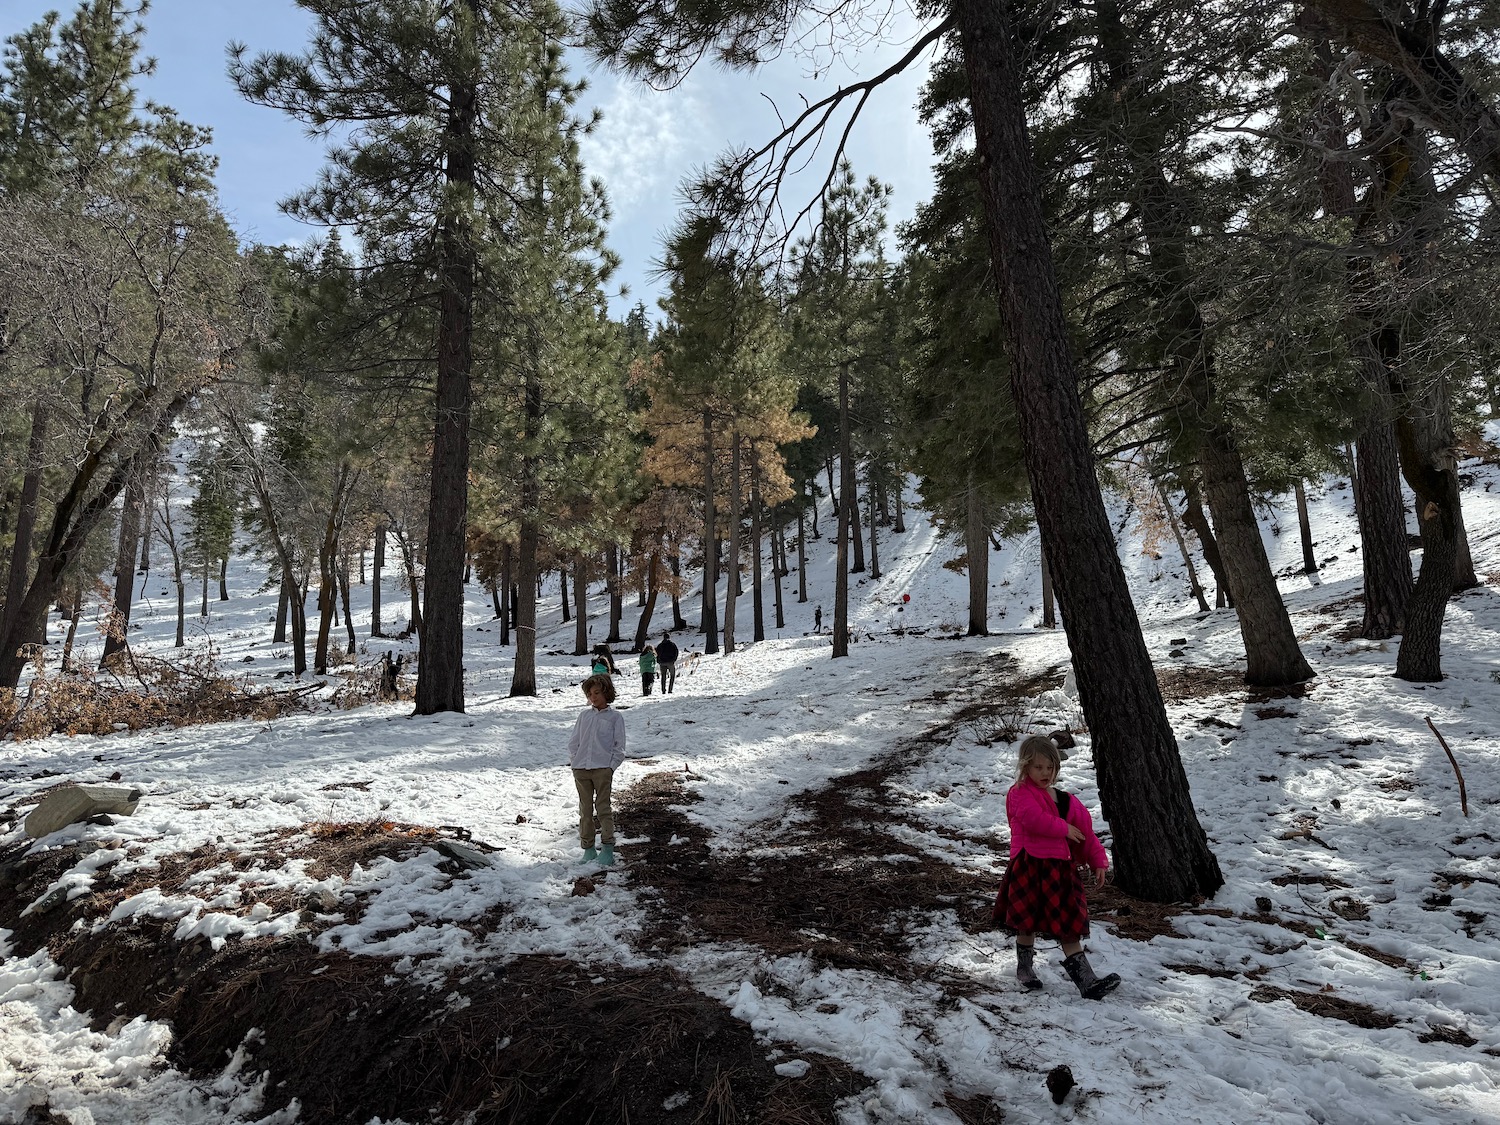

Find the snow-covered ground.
xmin=2 ymin=436 xmax=1499 ymax=1124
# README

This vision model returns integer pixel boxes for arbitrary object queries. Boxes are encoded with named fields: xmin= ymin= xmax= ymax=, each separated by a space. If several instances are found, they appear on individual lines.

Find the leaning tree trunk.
xmin=965 ymin=474 xmax=989 ymax=636
xmin=954 ymin=0 xmax=1223 ymax=902
xmin=632 ymin=548 xmax=661 ymax=650
xmin=339 ymin=551 xmax=356 ymax=655
xmin=1092 ymin=0 xmax=1310 ymax=687
xmin=1294 ymin=480 xmax=1318 ymax=574
xmin=415 ymin=55 xmax=478 ymax=716
xmin=1156 ymin=480 xmax=1211 ymax=615
xmin=101 ymin=467 xmax=148 ymax=668
xmin=1180 ymin=481 xmax=1230 ymax=608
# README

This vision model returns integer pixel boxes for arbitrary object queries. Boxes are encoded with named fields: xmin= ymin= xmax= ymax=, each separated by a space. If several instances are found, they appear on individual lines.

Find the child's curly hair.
xmin=1015 ymin=734 xmax=1063 ymax=781
xmin=582 ymin=673 xmax=616 ymax=703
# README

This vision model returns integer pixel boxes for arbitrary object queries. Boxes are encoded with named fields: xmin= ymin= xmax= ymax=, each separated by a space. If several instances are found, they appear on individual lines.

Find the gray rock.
xmin=24 ymin=784 xmax=142 ymax=838
xmin=434 ymin=839 xmax=492 ymax=870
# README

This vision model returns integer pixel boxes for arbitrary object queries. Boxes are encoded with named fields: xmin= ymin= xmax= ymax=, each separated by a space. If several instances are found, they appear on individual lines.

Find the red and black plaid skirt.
xmin=991 ymin=850 xmax=1090 ymax=939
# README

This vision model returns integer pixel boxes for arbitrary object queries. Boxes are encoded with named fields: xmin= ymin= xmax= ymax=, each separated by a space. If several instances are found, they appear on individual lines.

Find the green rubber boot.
xmin=582 ymin=846 xmax=597 ymax=863
xmin=599 ymin=844 xmax=615 ymax=866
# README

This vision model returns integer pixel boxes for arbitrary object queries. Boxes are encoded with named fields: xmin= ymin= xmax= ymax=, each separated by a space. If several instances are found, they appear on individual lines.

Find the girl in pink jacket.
xmin=992 ymin=735 xmax=1121 ymax=999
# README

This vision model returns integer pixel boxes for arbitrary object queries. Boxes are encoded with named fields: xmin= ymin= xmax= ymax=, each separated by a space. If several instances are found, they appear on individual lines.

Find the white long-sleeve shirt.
xmin=567 ymin=706 xmax=626 ymax=770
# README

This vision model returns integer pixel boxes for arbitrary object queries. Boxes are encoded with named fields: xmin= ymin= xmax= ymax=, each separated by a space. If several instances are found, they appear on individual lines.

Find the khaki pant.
xmin=573 ymin=767 xmax=615 ymax=847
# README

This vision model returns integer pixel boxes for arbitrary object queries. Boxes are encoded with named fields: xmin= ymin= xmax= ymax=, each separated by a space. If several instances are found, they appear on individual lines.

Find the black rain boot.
xmin=1015 ymin=944 xmax=1043 ymax=991
xmin=1062 ymin=951 xmax=1120 ymax=1000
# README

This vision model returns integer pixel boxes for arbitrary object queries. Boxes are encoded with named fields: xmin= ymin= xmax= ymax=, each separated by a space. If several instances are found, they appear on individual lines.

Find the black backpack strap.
xmin=1054 ymin=789 xmax=1071 ymax=819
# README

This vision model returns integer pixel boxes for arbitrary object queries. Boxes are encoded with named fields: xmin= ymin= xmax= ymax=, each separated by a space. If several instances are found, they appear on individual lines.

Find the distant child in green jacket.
xmin=638 ymin=645 xmax=657 ymax=696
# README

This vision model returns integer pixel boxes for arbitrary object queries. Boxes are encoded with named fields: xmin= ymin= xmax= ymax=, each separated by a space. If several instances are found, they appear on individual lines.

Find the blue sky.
xmin=4 ymin=0 xmax=939 ymax=317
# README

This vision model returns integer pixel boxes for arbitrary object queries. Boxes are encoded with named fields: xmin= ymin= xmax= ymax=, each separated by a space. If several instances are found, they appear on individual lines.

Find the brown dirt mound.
xmin=0 ymin=834 xmax=870 ymax=1125
xmin=620 ymin=771 xmax=998 ymax=977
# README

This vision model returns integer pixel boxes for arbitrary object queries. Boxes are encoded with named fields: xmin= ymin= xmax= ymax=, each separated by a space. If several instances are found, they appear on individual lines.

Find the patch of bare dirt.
xmin=0 ymin=832 xmax=869 ymax=1125
xmin=1247 ymin=984 xmax=1398 ymax=1029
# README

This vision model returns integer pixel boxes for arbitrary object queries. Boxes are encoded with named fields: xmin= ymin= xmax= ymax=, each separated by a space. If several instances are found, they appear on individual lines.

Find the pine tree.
xmin=233 ymin=0 xmax=595 ymax=712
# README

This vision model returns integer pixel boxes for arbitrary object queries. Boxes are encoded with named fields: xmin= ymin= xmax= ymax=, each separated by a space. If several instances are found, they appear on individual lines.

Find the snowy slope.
xmin=2 ymin=433 xmax=1499 ymax=1124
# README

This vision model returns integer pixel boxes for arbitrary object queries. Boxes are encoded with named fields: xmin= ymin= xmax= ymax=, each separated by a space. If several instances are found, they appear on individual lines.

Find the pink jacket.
xmin=1005 ymin=779 xmax=1109 ymax=869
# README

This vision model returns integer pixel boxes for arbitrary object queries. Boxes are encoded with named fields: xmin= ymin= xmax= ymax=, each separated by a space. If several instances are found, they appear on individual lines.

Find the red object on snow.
xmin=902 ymin=593 xmax=910 ymax=603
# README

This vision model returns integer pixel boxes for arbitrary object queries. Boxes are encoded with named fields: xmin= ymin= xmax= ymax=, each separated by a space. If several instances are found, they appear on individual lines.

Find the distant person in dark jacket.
xmin=590 ymin=644 xmax=618 ymax=676
xmin=656 ymin=632 xmax=679 ymax=694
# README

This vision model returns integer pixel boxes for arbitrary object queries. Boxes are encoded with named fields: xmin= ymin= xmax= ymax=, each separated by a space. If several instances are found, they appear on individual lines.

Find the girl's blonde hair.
xmin=1015 ymin=734 xmax=1062 ymax=781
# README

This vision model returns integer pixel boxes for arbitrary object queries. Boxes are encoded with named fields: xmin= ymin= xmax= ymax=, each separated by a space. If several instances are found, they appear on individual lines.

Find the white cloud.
xmin=580 ymin=79 xmax=707 ymax=217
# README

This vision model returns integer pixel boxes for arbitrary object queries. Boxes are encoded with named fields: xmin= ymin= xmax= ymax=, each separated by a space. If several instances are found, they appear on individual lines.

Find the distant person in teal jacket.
xmin=638 ymin=645 xmax=657 ymax=695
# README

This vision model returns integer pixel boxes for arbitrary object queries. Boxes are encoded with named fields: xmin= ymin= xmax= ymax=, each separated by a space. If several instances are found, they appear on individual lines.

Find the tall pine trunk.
xmin=415 ymin=36 xmax=477 ymax=715
xmin=573 ymin=551 xmax=589 ymax=656
xmin=509 ymin=320 xmax=543 ymax=697
xmin=724 ymin=433 xmax=741 ymax=653
xmin=371 ymin=521 xmax=386 ymax=637
xmin=965 ymin=475 xmax=988 ymax=636
xmin=669 ymin=542 xmax=688 ymax=631
xmin=796 ymin=499 xmax=808 ymax=604
xmin=848 ymin=462 xmax=866 ymax=573
xmin=274 ymin=578 xmax=289 ymax=643
xmin=750 ymin=442 xmax=765 ymax=642
xmin=832 ymin=371 xmax=853 ymax=658
xmin=700 ymin=408 xmax=719 ymax=654
xmin=606 ymin=543 xmax=623 ymax=643
xmin=1312 ymin=44 xmax=1413 ymax=639
xmin=867 ymin=473 xmax=881 ymax=581
xmin=954 ymin=0 xmax=1222 ymax=902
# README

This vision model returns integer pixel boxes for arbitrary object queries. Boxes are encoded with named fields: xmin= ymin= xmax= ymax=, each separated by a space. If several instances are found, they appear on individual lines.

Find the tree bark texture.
xmin=1294 ymin=480 xmax=1318 ymax=574
xmin=0 ymin=402 xmax=48 ymax=653
xmin=750 ymin=443 xmax=765 ymax=642
xmin=724 ymin=433 xmax=740 ymax=654
xmin=965 ymin=475 xmax=988 ymax=636
xmin=701 ymin=409 xmax=719 ymax=654
xmin=832 ymin=378 xmax=853 ymax=659
xmin=100 ymin=468 xmax=147 ymax=667
xmin=415 ymin=50 xmax=478 ymax=716
xmin=371 ymin=521 xmax=386 ymax=637
xmin=573 ymin=550 xmax=589 ymax=656
xmin=509 ymin=331 xmax=544 ymax=696
xmin=953 ymin=0 xmax=1223 ymax=902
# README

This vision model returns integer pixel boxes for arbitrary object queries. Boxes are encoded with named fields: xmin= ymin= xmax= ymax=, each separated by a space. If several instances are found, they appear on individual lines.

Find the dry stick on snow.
xmin=1425 ymin=717 xmax=1468 ymax=817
